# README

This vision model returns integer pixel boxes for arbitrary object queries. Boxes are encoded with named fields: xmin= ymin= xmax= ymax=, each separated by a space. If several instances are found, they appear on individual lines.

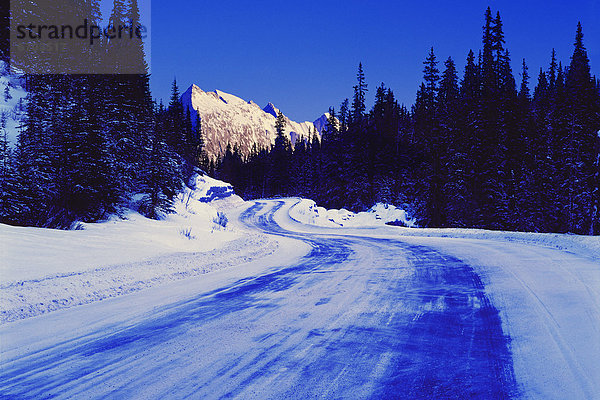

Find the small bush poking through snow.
xmin=179 ymin=227 xmax=196 ymax=240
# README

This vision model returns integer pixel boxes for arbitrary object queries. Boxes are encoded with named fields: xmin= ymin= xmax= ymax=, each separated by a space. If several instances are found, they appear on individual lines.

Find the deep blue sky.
xmin=148 ymin=0 xmax=599 ymax=122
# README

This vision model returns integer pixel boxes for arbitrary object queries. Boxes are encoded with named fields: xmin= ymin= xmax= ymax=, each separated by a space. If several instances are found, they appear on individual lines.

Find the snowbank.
xmin=184 ymin=173 xmax=236 ymax=203
xmin=2 ymin=174 xmax=240 ymax=283
xmin=288 ymin=199 xmax=417 ymax=228
xmin=0 ymin=174 xmax=272 ymax=324
xmin=286 ymin=198 xmax=599 ymax=260
xmin=384 ymin=226 xmax=600 ymax=262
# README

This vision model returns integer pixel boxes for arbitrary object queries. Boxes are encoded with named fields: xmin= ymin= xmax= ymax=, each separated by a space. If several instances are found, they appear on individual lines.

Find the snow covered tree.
xmin=12 ymin=75 xmax=58 ymax=225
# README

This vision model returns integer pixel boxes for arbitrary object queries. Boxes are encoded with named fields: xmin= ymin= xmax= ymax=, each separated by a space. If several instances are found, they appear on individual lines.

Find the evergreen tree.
xmin=563 ymin=22 xmax=599 ymax=233
xmin=473 ymin=7 xmax=511 ymax=229
xmin=439 ymin=57 xmax=465 ymax=226
xmin=422 ymin=48 xmax=440 ymax=105
xmin=351 ymin=63 xmax=368 ymax=123
xmin=492 ymin=12 xmax=505 ymax=59
xmin=140 ymin=103 xmax=182 ymax=219
xmin=13 ymin=75 xmax=56 ymax=225
xmin=459 ymin=50 xmax=481 ymax=209
xmin=270 ymin=111 xmax=291 ymax=195
xmin=549 ymin=49 xmax=558 ymax=89
xmin=518 ymin=59 xmax=530 ymax=100
xmin=195 ymin=111 xmax=209 ymax=170
xmin=481 ymin=7 xmax=495 ymax=92
xmin=414 ymin=47 xmax=445 ymax=226
xmin=54 ymin=75 xmax=120 ymax=225
xmin=0 ymin=112 xmax=18 ymax=223
xmin=517 ymin=60 xmax=548 ymax=231
xmin=339 ymin=99 xmax=350 ymax=134
xmin=325 ymin=107 xmax=339 ymax=137
xmin=0 ymin=1 xmax=8 ymax=64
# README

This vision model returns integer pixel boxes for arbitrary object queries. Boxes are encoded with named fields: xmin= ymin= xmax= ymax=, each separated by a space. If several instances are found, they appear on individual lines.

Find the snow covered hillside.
xmin=180 ymin=84 xmax=329 ymax=159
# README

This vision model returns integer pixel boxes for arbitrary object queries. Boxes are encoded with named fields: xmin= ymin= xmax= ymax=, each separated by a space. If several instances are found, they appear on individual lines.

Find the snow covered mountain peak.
xmin=214 ymin=89 xmax=246 ymax=106
xmin=181 ymin=84 xmax=326 ymax=159
xmin=263 ymin=102 xmax=280 ymax=118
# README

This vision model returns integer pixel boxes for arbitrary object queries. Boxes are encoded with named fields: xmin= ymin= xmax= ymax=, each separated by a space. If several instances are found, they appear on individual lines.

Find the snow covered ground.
xmin=289 ymin=198 xmax=417 ymax=228
xmin=0 ymin=175 xmax=277 ymax=323
xmin=274 ymin=198 xmax=600 ymax=399
xmin=398 ymin=235 xmax=600 ymax=399
xmin=287 ymin=198 xmax=600 ymax=259
xmin=1 ymin=195 xmax=599 ymax=399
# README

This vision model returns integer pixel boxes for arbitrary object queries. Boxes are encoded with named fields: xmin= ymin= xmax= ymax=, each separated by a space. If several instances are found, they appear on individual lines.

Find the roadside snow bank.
xmin=0 ymin=234 xmax=277 ymax=324
xmin=0 ymin=173 xmax=275 ymax=324
xmin=387 ymin=226 xmax=600 ymax=261
xmin=2 ymin=175 xmax=239 ymax=283
xmin=286 ymin=199 xmax=599 ymax=260
xmin=184 ymin=173 xmax=236 ymax=203
xmin=289 ymin=199 xmax=416 ymax=228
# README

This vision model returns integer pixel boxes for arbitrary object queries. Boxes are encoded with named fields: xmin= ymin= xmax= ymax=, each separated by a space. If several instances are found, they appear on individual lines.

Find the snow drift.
xmin=0 ymin=173 xmax=276 ymax=323
xmin=288 ymin=198 xmax=417 ymax=228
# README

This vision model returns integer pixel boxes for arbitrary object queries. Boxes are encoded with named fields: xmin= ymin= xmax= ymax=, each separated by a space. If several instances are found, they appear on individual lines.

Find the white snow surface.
xmin=0 ymin=174 xmax=277 ymax=323
xmin=270 ymin=199 xmax=600 ymax=400
xmin=1 ymin=193 xmax=599 ymax=399
xmin=289 ymin=198 xmax=417 ymax=228
xmin=266 ymin=199 xmax=600 ymax=399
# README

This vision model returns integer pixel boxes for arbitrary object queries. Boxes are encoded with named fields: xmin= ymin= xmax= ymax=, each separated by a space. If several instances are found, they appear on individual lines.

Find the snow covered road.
xmin=1 ymin=199 xmax=599 ymax=399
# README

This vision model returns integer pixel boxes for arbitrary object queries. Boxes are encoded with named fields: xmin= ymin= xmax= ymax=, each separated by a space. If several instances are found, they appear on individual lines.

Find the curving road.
xmin=2 ymin=200 xmax=521 ymax=399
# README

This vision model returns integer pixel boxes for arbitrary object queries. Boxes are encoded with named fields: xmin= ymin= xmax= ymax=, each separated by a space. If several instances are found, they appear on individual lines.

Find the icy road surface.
xmin=1 ymin=199 xmax=599 ymax=399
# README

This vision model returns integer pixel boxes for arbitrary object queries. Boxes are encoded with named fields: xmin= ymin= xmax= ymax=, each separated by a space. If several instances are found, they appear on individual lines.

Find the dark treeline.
xmin=1 ymin=6 xmax=599 ymax=234
xmin=216 ymin=8 xmax=600 ymax=235
xmin=0 ymin=0 xmax=205 ymax=228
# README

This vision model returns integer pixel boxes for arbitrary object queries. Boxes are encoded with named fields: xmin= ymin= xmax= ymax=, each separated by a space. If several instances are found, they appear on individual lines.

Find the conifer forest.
xmin=1 ymin=5 xmax=599 ymax=235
